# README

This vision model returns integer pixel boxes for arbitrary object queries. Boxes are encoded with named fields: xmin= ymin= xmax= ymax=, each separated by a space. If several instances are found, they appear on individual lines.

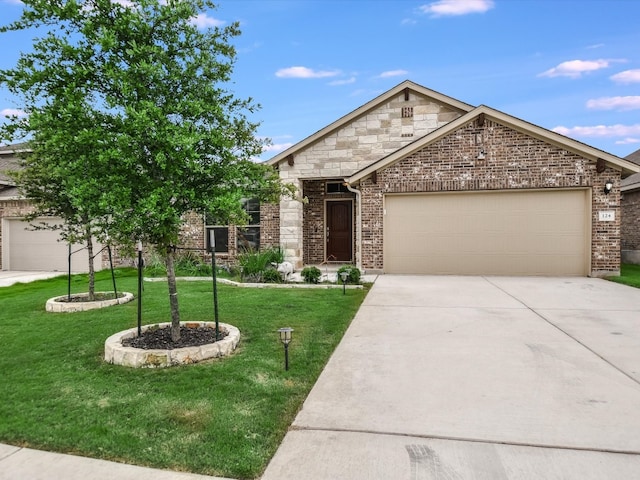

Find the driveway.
xmin=261 ymin=275 xmax=640 ymax=479
xmin=0 ymin=271 xmax=65 ymax=287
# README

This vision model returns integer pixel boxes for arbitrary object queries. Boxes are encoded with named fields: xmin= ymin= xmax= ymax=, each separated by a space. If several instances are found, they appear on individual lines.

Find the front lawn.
xmin=606 ymin=263 xmax=640 ymax=289
xmin=0 ymin=269 xmax=367 ymax=479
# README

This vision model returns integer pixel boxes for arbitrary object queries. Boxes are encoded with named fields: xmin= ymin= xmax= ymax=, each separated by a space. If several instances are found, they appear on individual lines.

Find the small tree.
xmin=1 ymin=0 xmax=293 ymax=340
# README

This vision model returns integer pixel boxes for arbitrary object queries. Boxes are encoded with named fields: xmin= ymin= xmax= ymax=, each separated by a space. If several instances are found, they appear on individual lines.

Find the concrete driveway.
xmin=261 ymin=275 xmax=640 ymax=479
xmin=0 ymin=271 xmax=65 ymax=287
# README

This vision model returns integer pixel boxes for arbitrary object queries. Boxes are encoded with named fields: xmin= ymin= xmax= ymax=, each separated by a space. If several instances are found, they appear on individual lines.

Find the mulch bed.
xmin=122 ymin=325 xmax=228 ymax=350
xmin=60 ymin=292 xmax=124 ymax=303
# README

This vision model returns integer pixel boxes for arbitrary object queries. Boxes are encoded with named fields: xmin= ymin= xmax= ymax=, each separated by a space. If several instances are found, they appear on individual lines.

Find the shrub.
xmin=337 ymin=265 xmax=361 ymax=284
xmin=301 ymin=266 xmax=322 ymax=284
xmin=262 ymin=268 xmax=282 ymax=283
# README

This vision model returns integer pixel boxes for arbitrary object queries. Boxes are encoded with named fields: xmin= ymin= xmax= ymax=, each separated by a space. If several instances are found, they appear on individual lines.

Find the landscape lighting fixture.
xmin=340 ymin=271 xmax=349 ymax=295
xmin=278 ymin=327 xmax=294 ymax=371
xmin=604 ymin=180 xmax=613 ymax=195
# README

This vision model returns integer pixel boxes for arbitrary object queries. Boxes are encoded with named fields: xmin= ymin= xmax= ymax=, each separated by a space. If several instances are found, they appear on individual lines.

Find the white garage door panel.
xmin=5 ymin=218 xmax=102 ymax=272
xmin=384 ymin=190 xmax=589 ymax=276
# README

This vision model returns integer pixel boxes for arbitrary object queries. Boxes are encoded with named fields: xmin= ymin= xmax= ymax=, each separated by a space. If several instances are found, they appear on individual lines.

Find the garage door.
xmin=384 ymin=189 xmax=590 ymax=276
xmin=3 ymin=218 xmax=102 ymax=272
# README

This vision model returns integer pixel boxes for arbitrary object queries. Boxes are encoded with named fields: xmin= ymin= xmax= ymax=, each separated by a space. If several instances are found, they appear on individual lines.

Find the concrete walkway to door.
xmin=261 ymin=275 xmax=640 ymax=479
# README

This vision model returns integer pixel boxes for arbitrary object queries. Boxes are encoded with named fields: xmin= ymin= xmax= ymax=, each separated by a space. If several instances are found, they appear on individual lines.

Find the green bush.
xmin=262 ymin=268 xmax=282 ymax=283
xmin=237 ymin=247 xmax=287 ymax=282
xmin=301 ymin=266 xmax=322 ymax=284
xmin=337 ymin=265 xmax=361 ymax=284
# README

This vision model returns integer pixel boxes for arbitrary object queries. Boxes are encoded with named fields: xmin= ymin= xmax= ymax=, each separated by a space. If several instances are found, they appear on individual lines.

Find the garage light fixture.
xmin=604 ymin=180 xmax=613 ymax=195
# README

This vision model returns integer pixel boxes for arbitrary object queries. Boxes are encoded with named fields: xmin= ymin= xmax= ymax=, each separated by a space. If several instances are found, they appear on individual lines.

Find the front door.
xmin=326 ymin=200 xmax=352 ymax=262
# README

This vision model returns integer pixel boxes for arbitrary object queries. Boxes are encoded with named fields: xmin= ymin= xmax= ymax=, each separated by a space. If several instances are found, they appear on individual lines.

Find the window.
xmin=326 ymin=182 xmax=350 ymax=194
xmin=236 ymin=198 xmax=260 ymax=251
xmin=205 ymin=198 xmax=260 ymax=253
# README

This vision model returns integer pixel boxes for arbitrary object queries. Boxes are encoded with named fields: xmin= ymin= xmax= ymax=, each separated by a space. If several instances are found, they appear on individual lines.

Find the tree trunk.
xmin=86 ymin=230 xmax=95 ymax=302
xmin=165 ymin=248 xmax=181 ymax=342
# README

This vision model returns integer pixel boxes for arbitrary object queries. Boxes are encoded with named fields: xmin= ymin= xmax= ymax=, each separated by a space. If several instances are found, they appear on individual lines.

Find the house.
xmin=620 ymin=147 xmax=640 ymax=264
xmin=263 ymin=80 xmax=638 ymax=276
xmin=4 ymin=80 xmax=638 ymax=276
xmin=0 ymin=143 xmax=104 ymax=272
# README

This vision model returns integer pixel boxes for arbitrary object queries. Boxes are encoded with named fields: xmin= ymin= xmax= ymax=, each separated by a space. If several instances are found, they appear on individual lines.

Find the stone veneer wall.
xmin=359 ymin=118 xmax=621 ymax=275
xmin=621 ymin=189 xmax=640 ymax=264
xmin=277 ymin=91 xmax=464 ymax=267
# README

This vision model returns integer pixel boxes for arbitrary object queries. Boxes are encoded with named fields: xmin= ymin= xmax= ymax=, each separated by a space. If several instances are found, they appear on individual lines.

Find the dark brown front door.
xmin=326 ymin=201 xmax=352 ymax=262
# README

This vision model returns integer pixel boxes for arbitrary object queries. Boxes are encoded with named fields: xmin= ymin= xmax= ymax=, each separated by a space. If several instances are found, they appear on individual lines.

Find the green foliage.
xmin=262 ymin=267 xmax=282 ymax=283
xmin=337 ymin=265 xmax=361 ymax=284
xmin=0 ymin=270 xmax=367 ymax=478
xmin=237 ymin=247 xmax=286 ymax=282
xmin=144 ymin=248 xmax=215 ymax=277
xmin=237 ymin=248 xmax=270 ymax=282
xmin=301 ymin=266 xmax=322 ymax=284
xmin=0 ymin=0 xmax=295 ymax=337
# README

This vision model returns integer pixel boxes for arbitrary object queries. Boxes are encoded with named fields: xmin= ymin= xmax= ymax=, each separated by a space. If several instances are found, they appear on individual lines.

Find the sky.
xmin=1 ymin=0 xmax=639 ymax=161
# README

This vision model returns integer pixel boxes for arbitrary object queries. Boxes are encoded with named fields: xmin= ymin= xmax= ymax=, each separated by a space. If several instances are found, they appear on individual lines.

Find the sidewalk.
xmin=0 ymin=444 xmax=232 ymax=480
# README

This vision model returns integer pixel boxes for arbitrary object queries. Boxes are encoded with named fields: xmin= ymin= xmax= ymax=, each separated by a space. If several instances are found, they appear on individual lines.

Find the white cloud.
xmin=379 ymin=70 xmax=409 ymax=78
xmin=615 ymin=138 xmax=640 ymax=145
xmin=553 ymin=124 xmax=640 ymax=138
xmin=329 ymin=77 xmax=356 ymax=86
xmin=1 ymin=108 xmax=27 ymax=117
xmin=275 ymin=66 xmax=340 ymax=79
xmin=611 ymin=69 xmax=640 ymax=84
xmin=2 ymin=0 xmax=24 ymax=4
xmin=586 ymin=96 xmax=640 ymax=111
xmin=189 ymin=13 xmax=224 ymax=29
xmin=262 ymin=143 xmax=293 ymax=154
xmin=420 ymin=0 xmax=494 ymax=17
xmin=539 ymin=59 xmax=618 ymax=78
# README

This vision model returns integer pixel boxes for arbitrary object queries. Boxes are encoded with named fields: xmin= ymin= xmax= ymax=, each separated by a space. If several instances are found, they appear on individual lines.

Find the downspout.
xmin=344 ymin=181 xmax=362 ymax=271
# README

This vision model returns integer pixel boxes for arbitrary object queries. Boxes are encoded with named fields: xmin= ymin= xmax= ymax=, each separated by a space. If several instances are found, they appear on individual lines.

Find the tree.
xmin=1 ymin=0 xmax=292 ymax=340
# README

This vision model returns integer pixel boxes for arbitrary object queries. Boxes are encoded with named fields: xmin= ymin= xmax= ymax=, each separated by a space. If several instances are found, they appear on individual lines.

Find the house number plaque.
xmin=599 ymin=211 xmax=615 ymax=222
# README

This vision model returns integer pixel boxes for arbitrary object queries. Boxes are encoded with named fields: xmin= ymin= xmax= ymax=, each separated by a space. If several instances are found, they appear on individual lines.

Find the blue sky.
xmin=1 ymin=0 xmax=639 ymax=161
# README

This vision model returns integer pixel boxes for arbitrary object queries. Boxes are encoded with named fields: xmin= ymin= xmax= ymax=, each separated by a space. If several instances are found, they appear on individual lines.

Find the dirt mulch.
xmin=122 ymin=325 xmax=228 ymax=350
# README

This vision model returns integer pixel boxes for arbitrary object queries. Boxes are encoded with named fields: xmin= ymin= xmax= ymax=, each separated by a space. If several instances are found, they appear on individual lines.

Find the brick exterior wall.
xmin=621 ymin=189 xmax=640 ymax=263
xmin=359 ymin=118 xmax=621 ymax=275
xmin=260 ymin=202 xmax=280 ymax=250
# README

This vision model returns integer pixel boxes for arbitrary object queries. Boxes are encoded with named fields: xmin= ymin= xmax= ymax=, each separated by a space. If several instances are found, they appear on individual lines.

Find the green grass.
xmin=606 ymin=263 xmax=640 ymax=289
xmin=0 ymin=269 xmax=367 ymax=479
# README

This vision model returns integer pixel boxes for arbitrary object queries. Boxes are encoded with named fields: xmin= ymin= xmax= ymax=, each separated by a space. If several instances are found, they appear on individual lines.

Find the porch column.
xmin=280 ymin=179 xmax=304 ymax=269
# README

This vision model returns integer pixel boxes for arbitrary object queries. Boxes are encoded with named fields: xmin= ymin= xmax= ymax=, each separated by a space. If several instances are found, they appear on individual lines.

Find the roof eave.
xmin=347 ymin=105 xmax=640 ymax=184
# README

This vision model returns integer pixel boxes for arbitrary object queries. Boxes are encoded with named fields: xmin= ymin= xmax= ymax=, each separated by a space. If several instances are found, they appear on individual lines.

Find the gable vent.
xmin=402 ymin=106 xmax=413 ymax=118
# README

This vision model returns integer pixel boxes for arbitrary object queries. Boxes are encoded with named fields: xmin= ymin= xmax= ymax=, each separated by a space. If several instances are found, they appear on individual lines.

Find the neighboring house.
xmin=0 ymin=143 xmax=104 ymax=272
xmin=263 ymin=80 xmax=638 ymax=277
xmin=620 ymin=147 xmax=640 ymax=264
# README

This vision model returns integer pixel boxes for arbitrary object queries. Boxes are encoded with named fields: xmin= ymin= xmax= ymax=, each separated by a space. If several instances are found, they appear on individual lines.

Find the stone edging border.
xmin=46 ymin=292 xmax=134 ymax=312
xmin=144 ymin=277 xmax=365 ymax=289
xmin=104 ymin=321 xmax=240 ymax=368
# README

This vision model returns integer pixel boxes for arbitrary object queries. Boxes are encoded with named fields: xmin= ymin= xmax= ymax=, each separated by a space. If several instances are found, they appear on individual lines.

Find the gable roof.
xmin=620 ymin=147 xmax=640 ymax=192
xmin=266 ymin=80 xmax=474 ymax=166
xmin=348 ymin=104 xmax=639 ymax=184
